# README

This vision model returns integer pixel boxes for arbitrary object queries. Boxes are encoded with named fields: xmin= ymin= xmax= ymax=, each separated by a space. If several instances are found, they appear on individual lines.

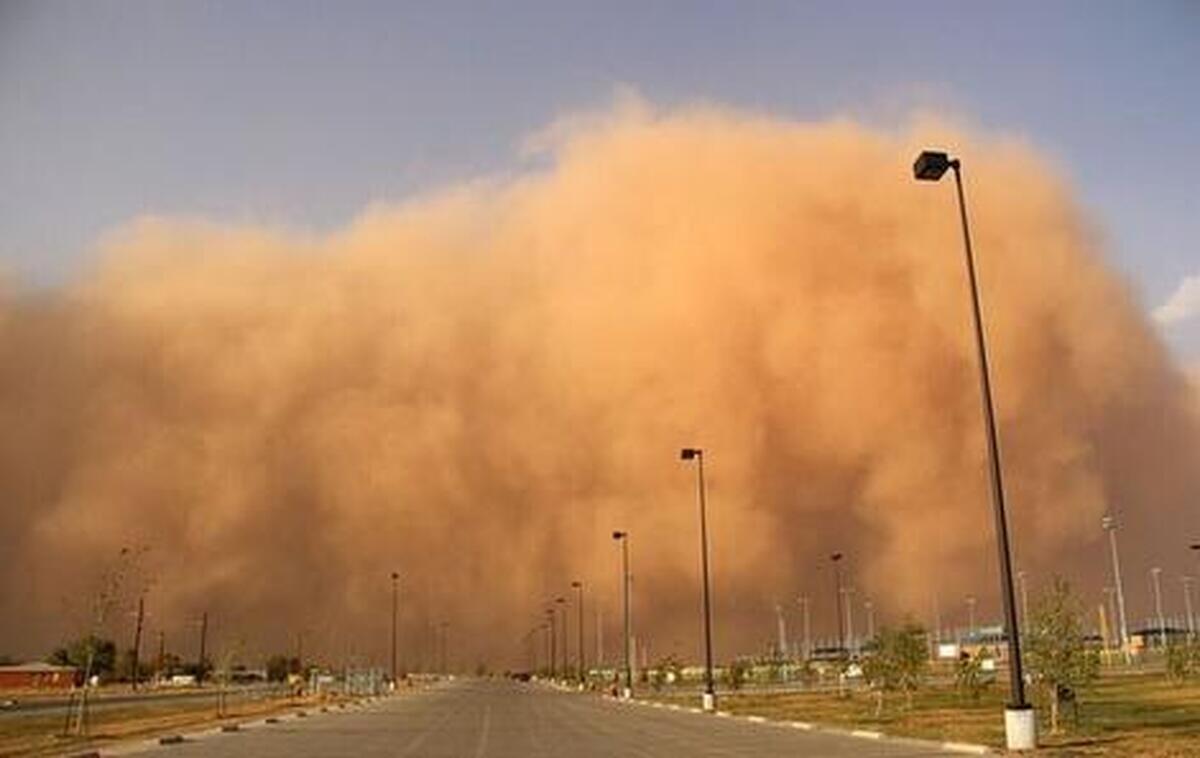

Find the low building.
xmin=0 ymin=662 xmax=81 ymax=690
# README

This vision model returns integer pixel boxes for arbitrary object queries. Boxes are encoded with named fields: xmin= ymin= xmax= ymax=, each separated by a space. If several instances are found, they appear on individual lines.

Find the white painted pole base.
xmin=701 ymin=692 xmax=716 ymax=712
xmin=621 ymin=687 xmax=632 ymax=699
xmin=1004 ymin=706 xmax=1036 ymax=750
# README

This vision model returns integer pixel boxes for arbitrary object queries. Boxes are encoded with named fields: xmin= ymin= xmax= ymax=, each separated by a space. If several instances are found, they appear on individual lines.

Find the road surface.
xmin=133 ymin=678 xmax=964 ymax=757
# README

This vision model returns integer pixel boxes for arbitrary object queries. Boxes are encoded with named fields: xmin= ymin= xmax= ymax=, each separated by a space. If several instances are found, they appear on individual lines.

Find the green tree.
xmin=651 ymin=654 xmax=683 ymax=691
xmin=265 ymin=655 xmax=297 ymax=683
xmin=953 ymin=649 xmax=993 ymax=701
xmin=724 ymin=657 xmax=750 ymax=690
xmin=47 ymin=635 xmax=117 ymax=678
xmin=1165 ymin=638 xmax=1200 ymax=681
xmin=860 ymin=624 xmax=929 ymax=715
xmin=1025 ymin=577 xmax=1101 ymax=733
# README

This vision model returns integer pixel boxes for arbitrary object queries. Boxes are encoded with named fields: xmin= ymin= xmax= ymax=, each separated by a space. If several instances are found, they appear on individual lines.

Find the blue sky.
xmin=1 ymin=1 xmax=1197 ymax=360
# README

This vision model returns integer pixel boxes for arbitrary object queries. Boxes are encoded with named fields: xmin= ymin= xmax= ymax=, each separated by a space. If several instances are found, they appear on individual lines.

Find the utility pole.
xmin=130 ymin=595 xmax=145 ymax=690
xmin=967 ymin=595 xmax=978 ymax=639
xmin=864 ymin=599 xmax=875 ymax=642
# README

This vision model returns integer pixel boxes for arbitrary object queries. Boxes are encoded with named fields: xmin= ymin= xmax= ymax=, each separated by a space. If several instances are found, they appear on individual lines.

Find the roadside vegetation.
xmin=640 ymin=580 xmax=1200 ymax=756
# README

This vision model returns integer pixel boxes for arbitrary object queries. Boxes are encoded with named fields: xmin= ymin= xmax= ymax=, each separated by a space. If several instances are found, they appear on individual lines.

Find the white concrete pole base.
xmin=1004 ymin=705 xmax=1037 ymax=750
xmin=701 ymin=691 xmax=716 ymax=712
xmin=621 ymin=687 xmax=632 ymax=699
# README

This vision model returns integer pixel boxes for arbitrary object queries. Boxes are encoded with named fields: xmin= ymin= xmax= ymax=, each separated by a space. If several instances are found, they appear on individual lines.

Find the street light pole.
xmin=913 ymin=150 xmax=1032 ymax=750
xmin=546 ymin=608 xmax=557 ymax=679
xmin=681 ymin=448 xmax=717 ymax=712
xmin=612 ymin=531 xmax=632 ymax=698
xmin=390 ymin=572 xmax=400 ymax=686
xmin=831 ymin=553 xmax=845 ymax=654
xmin=1151 ymin=568 xmax=1167 ymax=649
xmin=842 ymin=587 xmax=856 ymax=654
xmin=1016 ymin=571 xmax=1030 ymax=637
xmin=967 ymin=595 xmax=977 ymax=639
xmin=1104 ymin=515 xmax=1132 ymax=664
xmin=555 ymin=597 xmax=568 ymax=678
xmin=798 ymin=595 xmax=811 ymax=661
xmin=1182 ymin=576 xmax=1195 ymax=639
xmin=572 ymin=581 xmax=585 ymax=685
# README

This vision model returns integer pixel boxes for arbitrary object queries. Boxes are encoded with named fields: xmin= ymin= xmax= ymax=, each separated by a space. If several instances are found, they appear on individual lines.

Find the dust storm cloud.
xmin=1 ymin=104 xmax=1196 ymax=669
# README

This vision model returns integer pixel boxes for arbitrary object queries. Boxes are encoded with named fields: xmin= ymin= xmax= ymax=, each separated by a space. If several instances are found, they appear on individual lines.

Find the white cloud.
xmin=1153 ymin=274 xmax=1200 ymax=326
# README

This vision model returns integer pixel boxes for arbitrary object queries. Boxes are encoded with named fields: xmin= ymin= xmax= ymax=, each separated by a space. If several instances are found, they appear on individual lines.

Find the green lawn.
xmin=647 ymin=673 xmax=1200 ymax=756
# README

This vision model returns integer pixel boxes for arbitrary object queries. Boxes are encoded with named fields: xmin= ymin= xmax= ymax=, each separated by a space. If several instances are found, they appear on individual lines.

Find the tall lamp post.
xmin=798 ymin=595 xmax=811 ymax=661
xmin=390 ymin=572 xmax=400 ymax=686
xmin=680 ymin=447 xmax=717 ymax=712
xmin=555 ymin=597 xmax=568 ymax=678
xmin=1103 ymin=515 xmax=1132 ymax=664
xmin=1150 ymin=568 xmax=1167 ymax=649
xmin=913 ymin=150 xmax=1032 ymax=750
xmin=546 ymin=607 xmax=557 ymax=679
xmin=831 ymin=553 xmax=845 ymax=654
xmin=612 ymin=531 xmax=632 ymax=698
xmin=571 ymin=581 xmax=585 ymax=685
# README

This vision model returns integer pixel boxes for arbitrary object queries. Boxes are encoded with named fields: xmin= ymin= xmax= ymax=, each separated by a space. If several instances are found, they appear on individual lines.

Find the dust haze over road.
xmin=1 ymin=101 xmax=1196 ymax=669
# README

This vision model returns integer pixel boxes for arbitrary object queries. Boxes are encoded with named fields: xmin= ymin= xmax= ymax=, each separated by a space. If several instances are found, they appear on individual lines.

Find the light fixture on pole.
xmin=1103 ymin=515 xmax=1132 ymax=664
xmin=831 ymin=553 xmax=845 ymax=655
xmin=612 ymin=530 xmax=632 ymax=698
xmin=914 ymin=150 xmax=1032 ymax=750
xmin=1150 ymin=568 xmax=1167 ymax=649
xmin=681 ymin=447 xmax=717 ymax=712
xmin=390 ymin=572 xmax=400 ymax=686
xmin=571 ymin=581 xmax=585 ymax=685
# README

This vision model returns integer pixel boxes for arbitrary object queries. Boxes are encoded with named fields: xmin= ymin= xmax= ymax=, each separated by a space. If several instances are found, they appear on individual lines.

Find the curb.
xmin=93 ymin=694 xmax=402 ymax=755
xmin=625 ymin=697 xmax=994 ymax=755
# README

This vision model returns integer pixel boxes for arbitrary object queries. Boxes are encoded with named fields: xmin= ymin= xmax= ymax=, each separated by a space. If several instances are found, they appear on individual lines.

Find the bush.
xmin=724 ymin=657 xmax=750 ymax=690
xmin=861 ymin=623 xmax=929 ymax=715
xmin=1166 ymin=638 xmax=1200 ymax=681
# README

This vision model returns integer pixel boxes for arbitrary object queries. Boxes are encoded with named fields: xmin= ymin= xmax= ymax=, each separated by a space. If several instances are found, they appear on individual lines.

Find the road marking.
xmin=745 ymin=715 xmax=767 ymax=723
xmin=473 ymin=705 xmax=492 ymax=758
xmin=851 ymin=729 xmax=883 ymax=739
xmin=789 ymin=721 xmax=814 ymax=730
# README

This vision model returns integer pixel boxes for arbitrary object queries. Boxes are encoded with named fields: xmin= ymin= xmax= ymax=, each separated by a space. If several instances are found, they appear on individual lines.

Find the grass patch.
xmin=646 ymin=673 xmax=1200 ymax=756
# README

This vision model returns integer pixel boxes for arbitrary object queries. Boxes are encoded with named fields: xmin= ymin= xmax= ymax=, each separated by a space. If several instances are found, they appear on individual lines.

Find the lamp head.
xmin=571 ymin=581 xmax=581 ymax=588
xmin=913 ymin=150 xmax=953 ymax=181
xmin=831 ymin=552 xmax=843 ymax=562
xmin=680 ymin=447 xmax=701 ymax=460
xmin=612 ymin=530 xmax=626 ymax=540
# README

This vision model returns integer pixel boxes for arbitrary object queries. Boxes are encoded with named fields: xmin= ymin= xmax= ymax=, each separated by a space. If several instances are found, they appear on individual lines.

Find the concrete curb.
xmin=624 ymin=696 xmax=994 ymax=755
xmin=93 ymin=694 xmax=401 ymax=755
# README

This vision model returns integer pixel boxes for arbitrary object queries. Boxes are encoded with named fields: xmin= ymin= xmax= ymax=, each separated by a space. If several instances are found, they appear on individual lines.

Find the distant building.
xmin=1130 ymin=626 xmax=1190 ymax=651
xmin=0 ymin=662 xmax=81 ymax=689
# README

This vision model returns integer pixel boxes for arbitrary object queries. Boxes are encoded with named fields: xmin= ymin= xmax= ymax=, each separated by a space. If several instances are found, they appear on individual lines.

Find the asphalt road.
xmin=133 ymin=678 xmax=963 ymax=757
